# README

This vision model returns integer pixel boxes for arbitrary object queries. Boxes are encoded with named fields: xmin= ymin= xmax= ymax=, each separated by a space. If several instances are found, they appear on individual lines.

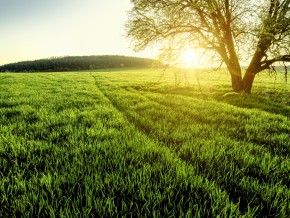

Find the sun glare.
xmin=179 ymin=49 xmax=199 ymax=68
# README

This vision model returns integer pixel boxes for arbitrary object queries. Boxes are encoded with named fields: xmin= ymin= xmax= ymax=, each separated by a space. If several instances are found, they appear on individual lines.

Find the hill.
xmin=0 ymin=55 xmax=158 ymax=72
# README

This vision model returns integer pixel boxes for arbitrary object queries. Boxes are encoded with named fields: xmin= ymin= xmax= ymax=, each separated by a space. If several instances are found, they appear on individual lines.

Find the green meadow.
xmin=1 ymin=68 xmax=290 ymax=217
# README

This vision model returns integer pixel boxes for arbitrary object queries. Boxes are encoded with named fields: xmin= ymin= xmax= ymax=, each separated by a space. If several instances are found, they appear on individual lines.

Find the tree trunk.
xmin=241 ymin=70 xmax=256 ymax=93
xmin=241 ymin=52 xmax=262 ymax=93
xmin=226 ymin=63 xmax=242 ymax=92
xmin=230 ymin=72 xmax=242 ymax=92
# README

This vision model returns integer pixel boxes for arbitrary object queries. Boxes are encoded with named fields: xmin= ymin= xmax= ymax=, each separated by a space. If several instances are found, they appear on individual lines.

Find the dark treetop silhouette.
xmin=0 ymin=56 xmax=157 ymax=72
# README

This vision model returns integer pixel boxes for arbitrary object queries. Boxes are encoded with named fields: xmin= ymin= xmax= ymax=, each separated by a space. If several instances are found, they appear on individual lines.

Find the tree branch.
xmin=259 ymin=55 xmax=290 ymax=72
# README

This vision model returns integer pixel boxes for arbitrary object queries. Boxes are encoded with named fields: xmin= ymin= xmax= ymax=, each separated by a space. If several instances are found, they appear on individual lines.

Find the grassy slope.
xmin=1 ymin=69 xmax=290 ymax=217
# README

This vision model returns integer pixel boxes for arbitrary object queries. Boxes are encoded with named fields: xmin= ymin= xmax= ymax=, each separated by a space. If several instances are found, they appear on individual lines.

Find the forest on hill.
xmin=0 ymin=55 xmax=158 ymax=72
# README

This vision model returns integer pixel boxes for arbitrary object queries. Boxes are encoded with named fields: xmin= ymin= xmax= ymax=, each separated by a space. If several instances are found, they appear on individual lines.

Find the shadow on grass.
xmin=137 ymin=84 xmax=290 ymax=118
xmin=216 ymin=92 xmax=290 ymax=118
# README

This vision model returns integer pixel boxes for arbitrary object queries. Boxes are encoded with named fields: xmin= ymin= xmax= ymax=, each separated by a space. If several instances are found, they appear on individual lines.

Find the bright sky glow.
xmin=179 ymin=49 xmax=201 ymax=68
xmin=0 ymin=0 xmax=155 ymax=65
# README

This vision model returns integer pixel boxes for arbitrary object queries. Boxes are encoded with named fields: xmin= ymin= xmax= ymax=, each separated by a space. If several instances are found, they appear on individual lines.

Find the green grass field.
xmin=1 ymin=68 xmax=290 ymax=217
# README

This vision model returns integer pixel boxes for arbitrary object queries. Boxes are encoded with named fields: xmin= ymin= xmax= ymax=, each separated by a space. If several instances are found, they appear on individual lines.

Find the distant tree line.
xmin=0 ymin=55 xmax=160 ymax=72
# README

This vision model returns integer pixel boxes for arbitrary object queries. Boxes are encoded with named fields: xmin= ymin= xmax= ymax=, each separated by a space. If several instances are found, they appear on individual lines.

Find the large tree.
xmin=126 ymin=0 xmax=290 ymax=93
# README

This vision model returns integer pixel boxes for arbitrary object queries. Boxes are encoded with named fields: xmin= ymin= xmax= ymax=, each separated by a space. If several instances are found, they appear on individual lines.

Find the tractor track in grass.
xmin=91 ymin=74 xmax=254 ymax=212
xmin=90 ymin=73 xmax=183 ymax=152
xmin=91 ymin=73 xmax=188 ymax=149
xmin=89 ymin=73 xmax=219 ymax=174
xmin=94 ymin=73 xmax=290 ymax=159
xmin=92 ymin=73 xmax=290 ymax=167
xmin=90 ymin=73 xmax=290 ymax=217
xmin=89 ymin=73 xmax=246 ymax=217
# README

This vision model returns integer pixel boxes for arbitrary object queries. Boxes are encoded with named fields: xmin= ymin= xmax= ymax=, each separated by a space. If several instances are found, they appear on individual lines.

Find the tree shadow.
xmin=140 ymin=84 xmax=290 ymax=118
xmin=215 ymin=91 xmax=290 ymax=118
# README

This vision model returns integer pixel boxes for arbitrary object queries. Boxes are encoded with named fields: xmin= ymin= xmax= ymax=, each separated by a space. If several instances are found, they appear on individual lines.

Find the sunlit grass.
xmin=1 ymin=68 xmax=290 ymax=217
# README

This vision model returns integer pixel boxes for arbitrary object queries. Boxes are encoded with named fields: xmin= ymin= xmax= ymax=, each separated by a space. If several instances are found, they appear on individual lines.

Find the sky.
xmin=0 ymin=0 xmax=155 ymax=65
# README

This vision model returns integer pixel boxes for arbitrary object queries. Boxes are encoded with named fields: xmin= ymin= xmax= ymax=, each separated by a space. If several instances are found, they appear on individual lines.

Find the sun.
xmin=179 ymin=49 xmax=199 ymax=68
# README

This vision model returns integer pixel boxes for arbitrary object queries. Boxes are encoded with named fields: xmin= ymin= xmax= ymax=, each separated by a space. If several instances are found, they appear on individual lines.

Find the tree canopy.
xmin=126 ymin=0 xmax=290 ymax=93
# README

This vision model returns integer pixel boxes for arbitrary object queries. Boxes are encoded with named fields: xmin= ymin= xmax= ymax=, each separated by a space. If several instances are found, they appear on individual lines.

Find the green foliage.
xmin=1 ymin=69 xmax=290 ymax=217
